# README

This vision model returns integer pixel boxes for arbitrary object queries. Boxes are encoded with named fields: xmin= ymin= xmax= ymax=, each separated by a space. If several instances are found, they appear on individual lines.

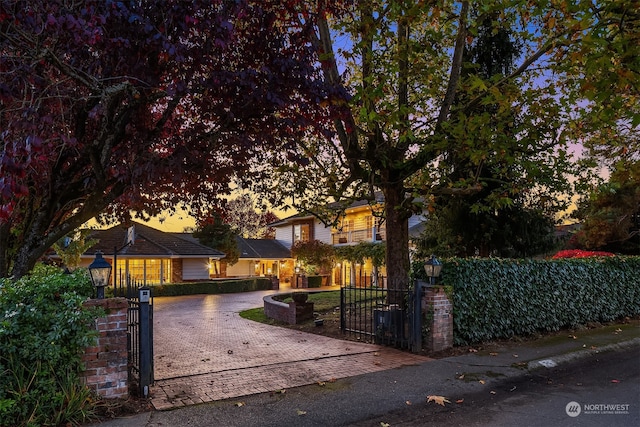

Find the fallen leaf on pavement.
xmin=427 ymin=395 xmax=451 ymax=406
xmin=317 ymin=381 xmax=326 ymax=386
xmin=512 ymin=354 xmax=519 ymax=358
xmin=458 ymin=374 xmax=465 ymax=380
xmin=479 ymin=380 xmax=486 ymax=385
xmin=611 ymin=379 xmax=620 ymax=383
xmin=380 ymin=423 xmax=390 ymax=427
xmin=490 ymin=391 xmax=496 ymax=395
xmin=297 ymin=410 xmax=307 ymax=416
xmin=456 ymin=399 xmax=464 ymax=404
xmin=405 ymin=400 xmax=412 ymax=405
xmin=234 ymin=402 xmax=245 ymax=407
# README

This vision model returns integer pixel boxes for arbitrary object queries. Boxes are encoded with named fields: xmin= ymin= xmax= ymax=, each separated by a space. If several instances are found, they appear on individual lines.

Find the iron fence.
xmin=340 ymin=280 xmax=415 ymax=349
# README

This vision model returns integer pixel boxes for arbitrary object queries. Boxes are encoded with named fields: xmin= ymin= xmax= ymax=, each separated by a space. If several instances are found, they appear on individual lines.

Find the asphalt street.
xmin=109 ymin=339 xmax=639 ymax=427
xmin=352 ymin=345 xmax=640 ymax=427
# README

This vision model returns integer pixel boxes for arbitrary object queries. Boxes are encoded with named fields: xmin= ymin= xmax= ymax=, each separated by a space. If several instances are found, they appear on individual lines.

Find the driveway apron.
xmin=151 ymin=290 xmax=429 ymax=410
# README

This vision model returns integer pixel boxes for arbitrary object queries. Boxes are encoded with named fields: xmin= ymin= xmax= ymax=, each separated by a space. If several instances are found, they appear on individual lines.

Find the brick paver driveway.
xmin=151 ymin=289 xmax=429 ymax=409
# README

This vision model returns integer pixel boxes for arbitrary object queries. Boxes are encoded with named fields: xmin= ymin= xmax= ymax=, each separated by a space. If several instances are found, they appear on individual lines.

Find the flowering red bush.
xmin=552 ymin=249 xmax=616 ymax=259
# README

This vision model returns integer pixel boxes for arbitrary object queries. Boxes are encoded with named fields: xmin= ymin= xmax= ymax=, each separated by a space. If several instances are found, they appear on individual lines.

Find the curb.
xmin=526 ymin=337 xmax=640 ymax=369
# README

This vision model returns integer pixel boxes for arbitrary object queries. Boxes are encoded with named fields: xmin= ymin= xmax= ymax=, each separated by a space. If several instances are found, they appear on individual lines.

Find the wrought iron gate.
xmin=114 ymin=273 xmax=154 ymax=397
xmin=340 ymin=280 xmax=422 ymax=351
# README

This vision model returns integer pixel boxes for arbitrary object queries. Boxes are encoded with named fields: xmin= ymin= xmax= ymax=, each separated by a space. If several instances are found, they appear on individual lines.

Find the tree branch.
xmin=435 ymin=0 xmax=469 ymax=130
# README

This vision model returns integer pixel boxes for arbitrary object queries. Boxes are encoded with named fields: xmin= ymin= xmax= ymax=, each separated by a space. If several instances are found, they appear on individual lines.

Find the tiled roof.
xmin=236 ymin=237 xmax=291 ymax=259
xmin=85 ymin=222 xmax=225 ymax=258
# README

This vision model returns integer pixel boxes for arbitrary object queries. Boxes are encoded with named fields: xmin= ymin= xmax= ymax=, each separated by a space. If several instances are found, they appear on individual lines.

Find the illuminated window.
xmin=114 ymin=258 xmax=171 ymax=285
xmin=293 ymin=223 xmax=310 ymax=243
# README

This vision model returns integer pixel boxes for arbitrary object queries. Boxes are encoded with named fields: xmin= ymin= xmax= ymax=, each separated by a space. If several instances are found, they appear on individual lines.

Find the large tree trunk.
xmin=382 ymin=183 xmax=411 ymax=304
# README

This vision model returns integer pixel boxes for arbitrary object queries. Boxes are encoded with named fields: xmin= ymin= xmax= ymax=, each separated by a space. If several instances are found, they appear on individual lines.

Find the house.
xmin=170 ymin=233 xmax=294 ymax=283
xmin=228 ymin=236 xmax=294 ymax=283
xmin=270 ymin=198 xmax=427 ymax=286
xmin=77 ymin=222 xmax=225 ymax=285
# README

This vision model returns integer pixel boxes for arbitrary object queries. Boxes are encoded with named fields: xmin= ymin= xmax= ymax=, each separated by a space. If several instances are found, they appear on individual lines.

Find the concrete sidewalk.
xmin=93 ymin=315 xmax=639 ymax=427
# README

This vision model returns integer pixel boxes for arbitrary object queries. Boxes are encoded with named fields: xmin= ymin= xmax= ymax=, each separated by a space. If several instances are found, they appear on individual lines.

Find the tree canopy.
xmin=0 ymin=0 xmax=328 ymax=277
xmin=255 ymin=1 xmax=639 ymax=290
xmin=193 ymin=212 xmax=240 ymax=266
xmin=2 ymin=0 xmax=638 ymax=285
xmin=572 ymin=160 xmax=640 ymax=254
xmin=416 ymin=9 xmax=559 ymax=258
xmin=220 ymin=194 xmax=279 ymax=239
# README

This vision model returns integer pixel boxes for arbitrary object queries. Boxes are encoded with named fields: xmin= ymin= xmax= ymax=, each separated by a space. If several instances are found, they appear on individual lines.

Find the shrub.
xmin=151 ymin=277 xmax=272 ymax=297
xmin=443 ymin=257 xmax=640 ymax=345
xmin=307 ymin=275 xmax=323 ymax=288
xmin=0 ymin=264 xmax=99 ymax=426
xmin=291 ymin=240 xmax=334 ymax=274
xmin=552 ymin=249 xmax=616 ymax=259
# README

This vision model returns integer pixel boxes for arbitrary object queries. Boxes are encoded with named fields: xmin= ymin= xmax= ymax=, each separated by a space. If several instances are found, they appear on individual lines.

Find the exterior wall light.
xmin=424 ymin=254 xmax=442 ymax=285
xmin=88 ymin=251 xmax=112 ymax=299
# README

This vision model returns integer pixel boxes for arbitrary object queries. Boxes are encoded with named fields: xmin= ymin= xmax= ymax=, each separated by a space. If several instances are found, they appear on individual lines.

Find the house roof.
xmin=85 ymin=222 xmax=225 ymax=259
xmin=269 ymin=195 xmax=385 ymax=227
xmin=236 ymin=236 xmax=291 ymax=259
xmin=268 ymin=212 xmax=315 ymax=227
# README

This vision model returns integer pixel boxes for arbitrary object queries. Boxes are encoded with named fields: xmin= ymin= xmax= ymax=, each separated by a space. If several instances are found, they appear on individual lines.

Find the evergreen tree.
xmin=419 ymin=11 xmax=559 ymax=258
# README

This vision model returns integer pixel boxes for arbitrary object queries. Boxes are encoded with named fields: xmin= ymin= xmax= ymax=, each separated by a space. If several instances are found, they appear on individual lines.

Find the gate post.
xmin=138 ymin=287 xmax=153 ymax=397
xmin=424 ymin=285 xmax=453 ymax=352
xmin=411 ymin=281 xmax=424 ymax=353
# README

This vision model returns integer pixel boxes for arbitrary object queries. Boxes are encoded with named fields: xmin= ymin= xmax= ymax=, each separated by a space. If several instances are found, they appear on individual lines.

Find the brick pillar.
xmin=81 ymin=298 xmax=129 ymax=398
xmin=423 ymin=286 xmax=453 ymax=352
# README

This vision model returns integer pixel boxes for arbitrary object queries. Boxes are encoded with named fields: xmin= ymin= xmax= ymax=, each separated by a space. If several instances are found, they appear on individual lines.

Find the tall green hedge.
xmin=440 ymin=257 xmax=640 ymax=345
xmin=151 ymin=277 xmax=273 ymax=297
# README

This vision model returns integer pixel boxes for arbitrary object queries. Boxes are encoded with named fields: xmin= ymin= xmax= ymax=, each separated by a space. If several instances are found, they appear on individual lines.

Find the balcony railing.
xmin=332 ymin=227 xmax=386 ymax=245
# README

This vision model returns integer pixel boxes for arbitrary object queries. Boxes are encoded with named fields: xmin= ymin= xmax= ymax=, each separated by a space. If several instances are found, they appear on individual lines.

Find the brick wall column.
xmin=81 ymin=298 xmax=129 ymax=398
xmin=423 ymin=286 xmax=453 ymax=352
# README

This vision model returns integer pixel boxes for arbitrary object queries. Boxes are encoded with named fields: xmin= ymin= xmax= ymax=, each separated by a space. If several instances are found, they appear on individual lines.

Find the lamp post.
xmin=88 ymin=251 xmax=112 ymax=299
xmin=424 ymin=254 xmax=443 ymax=287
